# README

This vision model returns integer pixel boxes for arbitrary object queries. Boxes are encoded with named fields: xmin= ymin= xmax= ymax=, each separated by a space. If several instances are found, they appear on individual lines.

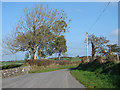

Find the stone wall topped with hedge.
xmin=27 ymin=59 xmax=81 ymax=67
xmin=1 ymin=66 xmax=30 ymax=78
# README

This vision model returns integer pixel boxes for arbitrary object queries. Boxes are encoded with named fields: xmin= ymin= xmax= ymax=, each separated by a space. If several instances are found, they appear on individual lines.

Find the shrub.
xmin=27 ymin=59 xmax=81 ymax=67
xmin=106 ymin=54 xmax=117 ymax=62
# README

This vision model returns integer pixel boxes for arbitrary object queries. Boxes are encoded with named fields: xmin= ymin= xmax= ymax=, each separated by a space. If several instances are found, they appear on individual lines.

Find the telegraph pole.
xmin=86 ymin=32 xmax=89 ymax=62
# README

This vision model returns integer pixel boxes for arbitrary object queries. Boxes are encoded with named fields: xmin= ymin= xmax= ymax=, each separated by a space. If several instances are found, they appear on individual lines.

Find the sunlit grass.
xmin=71 ymin=70 xmax=115 ymax=88
xmin=29 ymin=64 xmax=78 ymax=73
xmin=70 ymin=61 xmax=120 ymax=88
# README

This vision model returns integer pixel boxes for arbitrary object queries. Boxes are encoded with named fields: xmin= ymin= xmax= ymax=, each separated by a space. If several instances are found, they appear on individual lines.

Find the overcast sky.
xmin=2 ymin=2 xmax=118 ymax=61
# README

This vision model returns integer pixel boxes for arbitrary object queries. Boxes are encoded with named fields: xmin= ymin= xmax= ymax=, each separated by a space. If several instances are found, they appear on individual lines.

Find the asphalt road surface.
xmin=2 ymin=69 xmax=85 ymax=88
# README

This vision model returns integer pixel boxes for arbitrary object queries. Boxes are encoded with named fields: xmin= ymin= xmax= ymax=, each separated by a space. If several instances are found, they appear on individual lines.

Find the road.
xmin=2 ymin=69 xmax=85 ymax=88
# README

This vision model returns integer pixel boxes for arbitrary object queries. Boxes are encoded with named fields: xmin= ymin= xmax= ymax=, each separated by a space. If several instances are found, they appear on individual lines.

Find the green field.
xmin=0 ymin=60 xmax=27 ymax=70
xmin=1 ymin=60 xmax=25 ymax=66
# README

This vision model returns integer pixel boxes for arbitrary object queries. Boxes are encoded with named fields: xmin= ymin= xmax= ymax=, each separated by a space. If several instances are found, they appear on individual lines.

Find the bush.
xmin=27 ymin=59 xmax=81 ymax=67
xmin=106 ymin=54 xmax=117 ymax=62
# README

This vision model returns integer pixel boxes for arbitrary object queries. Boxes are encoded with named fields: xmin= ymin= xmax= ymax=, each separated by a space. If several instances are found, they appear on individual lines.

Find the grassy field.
xmin=49 ymin=57 xmax=82 ymax=61
xmin=71 ymin=60 xmax=120 ymax=88
xmin=1 ymin=60 xmax=26 ymax=70
xmin=1 ymin=60 xmax=25 ymax=66
xmin=29 ymin=64 xmax=78 ymax=73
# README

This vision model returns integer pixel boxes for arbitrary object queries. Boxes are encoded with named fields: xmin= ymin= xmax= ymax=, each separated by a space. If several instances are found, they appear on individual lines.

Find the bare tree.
xmin=3 ymin=5 xmax=70 ymax=59
xmin=88 ymin=34 xmax=109 ymax=60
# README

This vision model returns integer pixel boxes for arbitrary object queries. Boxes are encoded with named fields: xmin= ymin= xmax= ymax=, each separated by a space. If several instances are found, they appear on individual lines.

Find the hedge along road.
xmin=2 ymin=69 xmax=85 ymax=88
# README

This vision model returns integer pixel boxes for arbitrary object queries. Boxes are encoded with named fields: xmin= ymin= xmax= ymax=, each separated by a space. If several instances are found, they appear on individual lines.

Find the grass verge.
xmin=29 ymin=64 xmax=78 ymax=73
xmin=71 ymin=70 xmax=115 ymax=88
xmin=70 ymin=60 xmax=120 ymax=88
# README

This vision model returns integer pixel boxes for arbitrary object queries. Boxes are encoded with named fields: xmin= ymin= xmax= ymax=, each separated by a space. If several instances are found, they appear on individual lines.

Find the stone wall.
xmin=1 ymin=66 xmax=30 ymax=78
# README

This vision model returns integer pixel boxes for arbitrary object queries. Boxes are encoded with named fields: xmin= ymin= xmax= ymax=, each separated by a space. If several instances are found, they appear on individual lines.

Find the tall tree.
xmin=88 ymin=34 xmax=109 ymax=59
xmin=3 ymin=5 xmax=70 ymax=59
xmin=53 ymin=35 xmax=67 ymax=60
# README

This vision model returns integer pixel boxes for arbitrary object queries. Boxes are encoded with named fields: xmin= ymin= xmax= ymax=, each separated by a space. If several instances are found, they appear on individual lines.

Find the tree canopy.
xmin=3 ymin=5 xmax=70 ymax=59
xmin=53 ymin=35 xmax=67 ymax=60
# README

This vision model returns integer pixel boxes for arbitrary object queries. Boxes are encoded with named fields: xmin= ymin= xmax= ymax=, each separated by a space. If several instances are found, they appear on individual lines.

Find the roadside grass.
xmin=70 ymin=60 xmax=120 ymax=88
xmin=29 ymin=64 xmax=78 ymax=73
xmin=71 ymin=70 xmax=115 ymax=88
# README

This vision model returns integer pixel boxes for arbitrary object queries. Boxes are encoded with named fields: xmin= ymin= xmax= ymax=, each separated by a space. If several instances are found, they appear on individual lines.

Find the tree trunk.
xmin=33 ymin=46 xmax=37 ymax=60
xmin=34 ymin=50 xmax=37 ymax=60
xmin=36 ymin=50 xmax=38 ymax=59
xmin=58 ymin=52 xmax=61 ymax=61
xmin=92 ymin=42 xmax=95 ymax=60
xmin=39 ymin=49 xmax=42 ymax=59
